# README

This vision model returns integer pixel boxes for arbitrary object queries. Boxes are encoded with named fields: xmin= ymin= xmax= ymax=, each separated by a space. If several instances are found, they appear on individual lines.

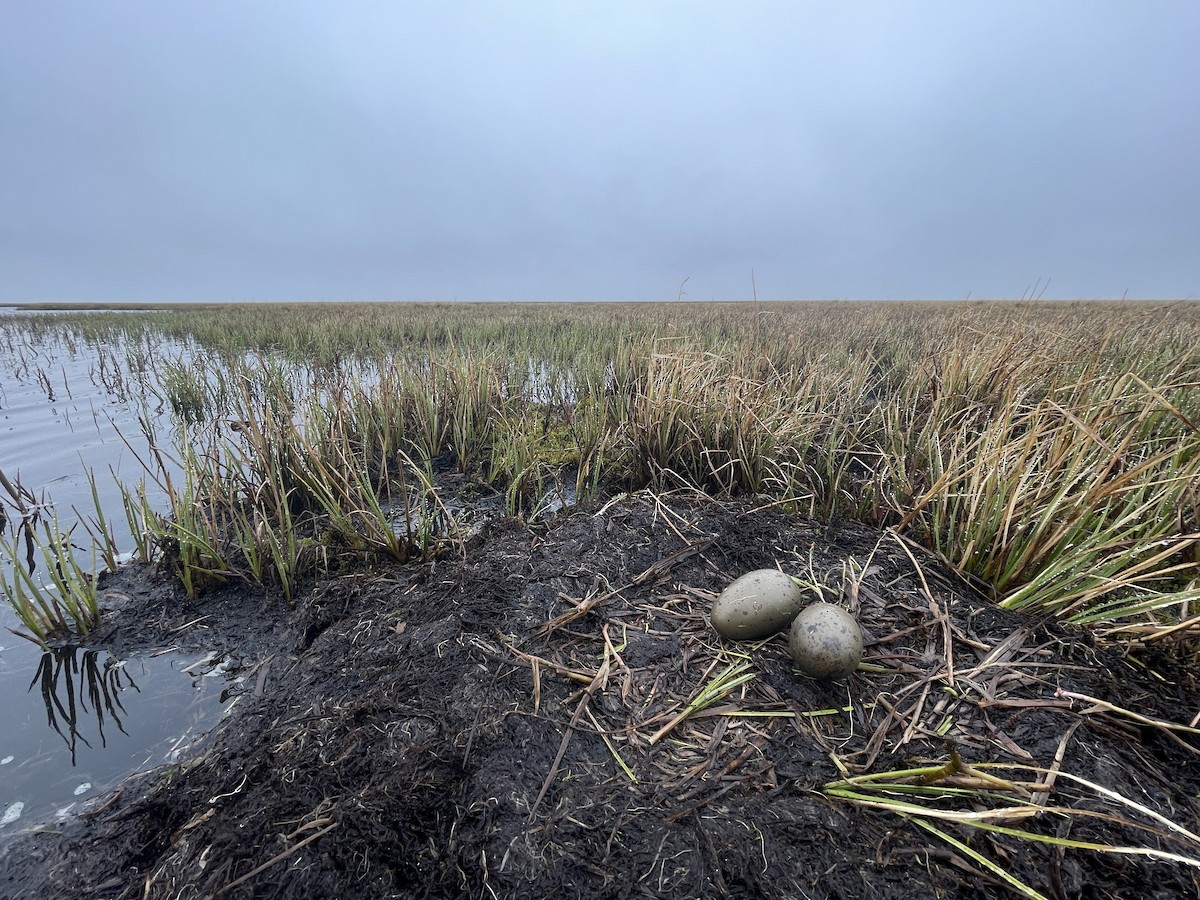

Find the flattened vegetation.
xmin=3 ymin=493 xmax=1199 ymax=899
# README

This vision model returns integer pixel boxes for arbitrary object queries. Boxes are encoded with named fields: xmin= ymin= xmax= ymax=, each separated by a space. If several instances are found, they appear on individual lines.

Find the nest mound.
xmin=3 ymin=493 xmax=1199 ymax=898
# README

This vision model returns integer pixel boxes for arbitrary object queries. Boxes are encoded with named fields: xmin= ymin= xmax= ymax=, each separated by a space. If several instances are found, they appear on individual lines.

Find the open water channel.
xmin=0 ymin=310 xmax=235 ymax=836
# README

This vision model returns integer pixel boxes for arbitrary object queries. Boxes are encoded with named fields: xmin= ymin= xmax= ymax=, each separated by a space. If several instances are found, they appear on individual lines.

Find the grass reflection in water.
xmin=30 ymin=646 xmax=137 ymax=766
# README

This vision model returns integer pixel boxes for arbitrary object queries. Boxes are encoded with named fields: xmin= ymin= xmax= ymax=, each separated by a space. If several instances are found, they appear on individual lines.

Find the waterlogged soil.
xmin=2 ymin=493 xmax=1199 ymax=899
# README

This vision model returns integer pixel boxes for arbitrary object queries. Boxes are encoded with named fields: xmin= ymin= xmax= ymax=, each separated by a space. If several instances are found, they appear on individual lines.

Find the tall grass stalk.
xmin=74 ymin=467 xmax=120 ymax=573
xmin=896 ymin=372 xmax=1200 ymax=623
xmin=0 ymin=510 xmax=100 ymax=643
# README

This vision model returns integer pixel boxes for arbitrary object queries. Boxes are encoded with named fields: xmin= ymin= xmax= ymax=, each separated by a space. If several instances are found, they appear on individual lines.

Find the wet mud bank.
xmin=2 ymin=493 xmax=1199 ymax=898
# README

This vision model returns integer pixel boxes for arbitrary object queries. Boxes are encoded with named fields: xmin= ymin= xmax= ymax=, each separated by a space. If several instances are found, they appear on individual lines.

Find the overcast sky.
xmin=1 ymin=3 xmax=1197 ymax=302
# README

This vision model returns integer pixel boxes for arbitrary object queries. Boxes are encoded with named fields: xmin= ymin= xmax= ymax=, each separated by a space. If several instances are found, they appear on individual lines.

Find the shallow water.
xmin=0 ymin=320 xmax=175 ymax=550
xmin=0 ymin=643 xmax=234 ymax=835
xmin=0 ymin=315 xmax=235 ymax=835
xmin=0 ymin=314 xmax=575 ymax=834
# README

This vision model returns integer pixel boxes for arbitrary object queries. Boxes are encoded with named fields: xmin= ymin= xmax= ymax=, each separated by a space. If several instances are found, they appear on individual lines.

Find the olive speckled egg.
xmin=789 ymin=602 xmax=863 ymax=680
xmin=711 ymin=569 xmax=806 ymax=641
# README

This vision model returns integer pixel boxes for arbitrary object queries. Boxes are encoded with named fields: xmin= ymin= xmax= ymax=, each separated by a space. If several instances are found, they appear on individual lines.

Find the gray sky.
xmin=2 ymin=2 xmax=1197 ymax=302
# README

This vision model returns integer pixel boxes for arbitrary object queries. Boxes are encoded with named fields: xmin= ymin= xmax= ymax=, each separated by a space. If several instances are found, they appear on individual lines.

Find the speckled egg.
xmin=711 ymin=569 xmax=806 ymax=641
xmin=789 ymin=602 xmax=863 ymax=680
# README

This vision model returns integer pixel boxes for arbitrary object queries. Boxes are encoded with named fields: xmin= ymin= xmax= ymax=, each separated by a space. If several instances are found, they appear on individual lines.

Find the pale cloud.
xmin=1 ymin=2 xmax=1196 ymax=301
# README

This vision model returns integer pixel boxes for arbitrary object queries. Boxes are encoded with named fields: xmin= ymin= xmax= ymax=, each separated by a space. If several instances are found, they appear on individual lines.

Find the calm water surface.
xmin=0 ymin=312 xmax=548 ymax=835
xmin=0 ymin=313 xmax=235 ymax=836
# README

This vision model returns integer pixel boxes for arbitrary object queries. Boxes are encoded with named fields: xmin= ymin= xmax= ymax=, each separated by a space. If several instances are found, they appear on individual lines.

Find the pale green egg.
xmin=711 ymin=569 xmax=806 ymax=640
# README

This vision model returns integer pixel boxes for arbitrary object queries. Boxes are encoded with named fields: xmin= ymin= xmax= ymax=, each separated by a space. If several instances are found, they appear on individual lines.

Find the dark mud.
xmin=2 ymin=493 xmax=1199 ymax=899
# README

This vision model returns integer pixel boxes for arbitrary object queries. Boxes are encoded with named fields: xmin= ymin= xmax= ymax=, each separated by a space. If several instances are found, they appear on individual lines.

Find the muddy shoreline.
xmin=2 ymin=493 xmax=1198 ymax=898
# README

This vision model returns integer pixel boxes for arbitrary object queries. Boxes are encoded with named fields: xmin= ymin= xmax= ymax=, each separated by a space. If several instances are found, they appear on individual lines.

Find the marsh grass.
xmin=0 ymin=469 xmax=100 ymax=643
xmin=2 ymin=301 xmax=1199 ymax=648
xmin=894 ymin=370 xmax=1200 ymax=626
xmin=824 ymin=752 xmax=1200 ymax=898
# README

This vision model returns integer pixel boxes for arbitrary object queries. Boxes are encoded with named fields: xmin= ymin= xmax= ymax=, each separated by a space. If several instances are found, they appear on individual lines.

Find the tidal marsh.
xmin=2 ymin=300 xmax=1198 ymax=648
xmin=3 ymin=299 xmax=1200 ymax=897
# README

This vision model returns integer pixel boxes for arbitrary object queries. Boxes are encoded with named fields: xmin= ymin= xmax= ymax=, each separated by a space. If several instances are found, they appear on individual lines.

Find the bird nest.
xmin=4 ymin=491 xmax=1199 ymax=898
